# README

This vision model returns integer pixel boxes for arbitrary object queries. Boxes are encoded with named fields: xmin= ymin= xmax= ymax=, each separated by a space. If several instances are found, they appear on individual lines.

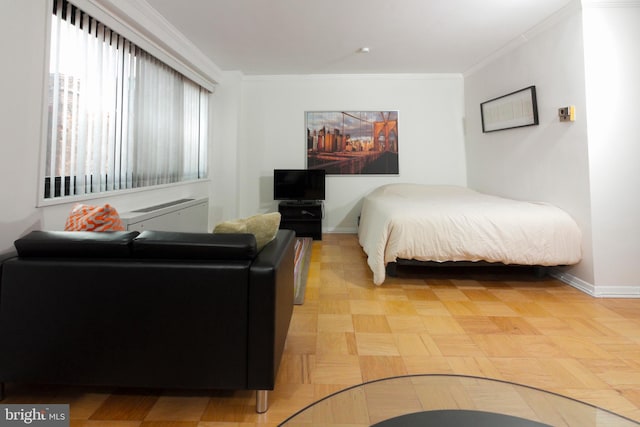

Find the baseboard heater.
xmin=119 ymin=198 xmax=208 ymax=233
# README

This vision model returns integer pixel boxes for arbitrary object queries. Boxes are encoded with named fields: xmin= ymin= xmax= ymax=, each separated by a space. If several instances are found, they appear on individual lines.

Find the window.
xmin=45 ymin=0 xmax=209 ymax=200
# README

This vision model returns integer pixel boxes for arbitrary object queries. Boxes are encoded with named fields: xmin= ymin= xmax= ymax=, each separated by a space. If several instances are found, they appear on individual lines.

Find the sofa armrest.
xmin=247 ymin=229 xmax=296 ymax=390
xmin=0 ymin=249 xmax=17 ymax=283
xmin=0 ymin=249 xmax=17 ymax=264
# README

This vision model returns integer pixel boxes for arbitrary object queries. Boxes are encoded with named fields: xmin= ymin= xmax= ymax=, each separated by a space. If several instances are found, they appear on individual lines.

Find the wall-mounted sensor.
xmin=558 ymin=106 xmax=575 ymax=122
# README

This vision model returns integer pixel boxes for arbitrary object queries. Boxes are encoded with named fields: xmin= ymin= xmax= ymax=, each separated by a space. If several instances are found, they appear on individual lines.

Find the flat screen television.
xmin=274 ymin=169 xmax=326 ymax=202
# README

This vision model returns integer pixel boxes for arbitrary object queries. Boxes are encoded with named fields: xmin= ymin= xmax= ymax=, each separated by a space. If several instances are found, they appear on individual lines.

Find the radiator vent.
xmin=120 ymin=198 xmax=208 ymax=233
xmin=131 ymin=198 xmax=195 ymax=213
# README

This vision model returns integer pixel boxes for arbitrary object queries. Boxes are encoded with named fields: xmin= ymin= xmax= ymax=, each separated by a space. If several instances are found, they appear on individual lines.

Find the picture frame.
xmin=480 ymin=86 xmax=539 ymax=133
xmin=305 ymin=111 xmax=399 ymax=175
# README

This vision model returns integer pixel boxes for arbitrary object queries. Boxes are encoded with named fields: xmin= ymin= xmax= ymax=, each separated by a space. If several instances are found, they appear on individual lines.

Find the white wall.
xmin=0 ymin=1 xmax=48 ymax=253
xmin=235 ymin=75 xmax=467 ymax=232
xmin=464 ymin=4 xmax=595 ymax=285
xmin=583 ymin=2 xmax=640 ymax=292
xmin=209 ymin=71 xmax=244 ymax=227
xmin=465 ymin=0 xmax=640 ymax=295
xmin=0 ymin=1 xmax=215 ymax=253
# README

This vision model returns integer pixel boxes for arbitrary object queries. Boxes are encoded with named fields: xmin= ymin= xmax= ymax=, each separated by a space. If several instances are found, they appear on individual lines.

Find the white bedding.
xmin=357 ymin=184 xmax=582 ymax=285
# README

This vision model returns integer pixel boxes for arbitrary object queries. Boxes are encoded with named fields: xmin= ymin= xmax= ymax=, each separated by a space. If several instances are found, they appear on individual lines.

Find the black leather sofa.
xmin=0 ymin=228 xmax=296 ymax=413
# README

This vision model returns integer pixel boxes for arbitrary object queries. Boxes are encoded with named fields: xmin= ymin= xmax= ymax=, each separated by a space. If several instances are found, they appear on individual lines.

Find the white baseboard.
xmin=550 ymin=268 xmax=640 ymax=298
xmin=326 ymin=227 xmax=358 ymax=234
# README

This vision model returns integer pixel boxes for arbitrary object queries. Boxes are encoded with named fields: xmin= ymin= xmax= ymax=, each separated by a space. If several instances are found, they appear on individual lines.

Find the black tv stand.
xmin=280 ymin=200 xmax=319 ymax=206
xmin=278 ymin=201 xmax=323 ymax=240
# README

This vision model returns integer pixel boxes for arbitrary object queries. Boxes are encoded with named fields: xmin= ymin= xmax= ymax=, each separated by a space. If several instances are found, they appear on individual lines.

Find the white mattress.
xmin=357 ymin=184 xmax=582 ymax=285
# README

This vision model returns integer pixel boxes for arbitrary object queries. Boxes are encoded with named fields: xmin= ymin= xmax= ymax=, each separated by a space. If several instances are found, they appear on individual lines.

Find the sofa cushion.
xmin=214 ymin=212 xmax=281 ymax=251
xmin=64 ymin=203 xmax=125 ymax=231
xmin=14 ymin=230 xmax=139 ymax=258
xmin=132 ymin=230 xmax=258 ymax=260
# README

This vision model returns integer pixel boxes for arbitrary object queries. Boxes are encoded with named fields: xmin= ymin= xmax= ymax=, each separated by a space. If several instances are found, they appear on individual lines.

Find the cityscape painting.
xmin=305 ymin=111 xmax=399 ymax=175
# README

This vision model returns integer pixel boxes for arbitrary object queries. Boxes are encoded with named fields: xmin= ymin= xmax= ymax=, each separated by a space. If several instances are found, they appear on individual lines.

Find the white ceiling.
xmin=143 ymin=0 xmax=574 ymax=75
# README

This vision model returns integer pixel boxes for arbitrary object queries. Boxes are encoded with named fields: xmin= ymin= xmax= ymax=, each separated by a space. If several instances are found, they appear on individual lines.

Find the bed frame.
xmin=385 ymin=259 xmax=550 ymax=278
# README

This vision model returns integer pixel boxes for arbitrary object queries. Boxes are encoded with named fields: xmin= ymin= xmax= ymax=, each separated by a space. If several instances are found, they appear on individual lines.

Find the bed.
xmin=357 ymin=184 xmax=582 ymax=285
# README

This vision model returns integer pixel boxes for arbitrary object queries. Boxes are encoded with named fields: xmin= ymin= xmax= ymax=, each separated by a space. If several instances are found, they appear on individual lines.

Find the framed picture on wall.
xmin=305 ymin=111 xmax=399 ymax=175
xmin=480 ymin=86 xmax=539 ymax=132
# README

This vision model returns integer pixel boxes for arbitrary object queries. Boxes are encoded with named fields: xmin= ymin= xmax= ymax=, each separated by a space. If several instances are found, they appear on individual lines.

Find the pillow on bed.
xmin=64 ymin=203 xmax=125 ymax=231
xmin=213 ymin=212 xmax=281 ymax=251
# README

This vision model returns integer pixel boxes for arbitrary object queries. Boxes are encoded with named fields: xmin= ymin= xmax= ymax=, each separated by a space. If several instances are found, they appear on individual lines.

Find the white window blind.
xmin=45 ymin=0 xmax=209 ymax=199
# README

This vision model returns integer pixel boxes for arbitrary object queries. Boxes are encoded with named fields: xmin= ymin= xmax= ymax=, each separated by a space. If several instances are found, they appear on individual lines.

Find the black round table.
xmin=278 ymin=374 xmax=640 ymax=426
xmin=372 ymin=409 xmax=550 ymax=427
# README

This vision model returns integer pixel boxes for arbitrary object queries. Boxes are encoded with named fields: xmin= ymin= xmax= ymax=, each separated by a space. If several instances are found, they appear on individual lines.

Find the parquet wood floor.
xmin=3 ymin=233 xmax=640 ymax=426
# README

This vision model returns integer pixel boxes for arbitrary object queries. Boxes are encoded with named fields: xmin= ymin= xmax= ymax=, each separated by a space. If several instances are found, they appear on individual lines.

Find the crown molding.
xmin=242 ymin=73 xmax=463 ymax=82
xmin=464 ymin=0 xmax=582 ymax=77
xmin=582 ymin=0 xmax=640 ymax=7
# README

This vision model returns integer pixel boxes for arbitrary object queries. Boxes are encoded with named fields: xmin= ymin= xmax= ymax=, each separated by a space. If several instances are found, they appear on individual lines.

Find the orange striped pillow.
xmin=64 ymin=204 xmax=125 ymax=232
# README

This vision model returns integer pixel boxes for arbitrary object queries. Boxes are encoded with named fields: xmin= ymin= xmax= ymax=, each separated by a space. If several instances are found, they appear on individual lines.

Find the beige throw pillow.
xmin=212 ymin=218 xmax=247 ymax=234
xmin=213 ymin=212 xmax=281 ymax=251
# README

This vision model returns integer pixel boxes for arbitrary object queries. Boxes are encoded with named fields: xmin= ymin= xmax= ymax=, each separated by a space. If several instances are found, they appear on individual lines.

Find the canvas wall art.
xmin=306 ymin=111 xmax=399 ymax=175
